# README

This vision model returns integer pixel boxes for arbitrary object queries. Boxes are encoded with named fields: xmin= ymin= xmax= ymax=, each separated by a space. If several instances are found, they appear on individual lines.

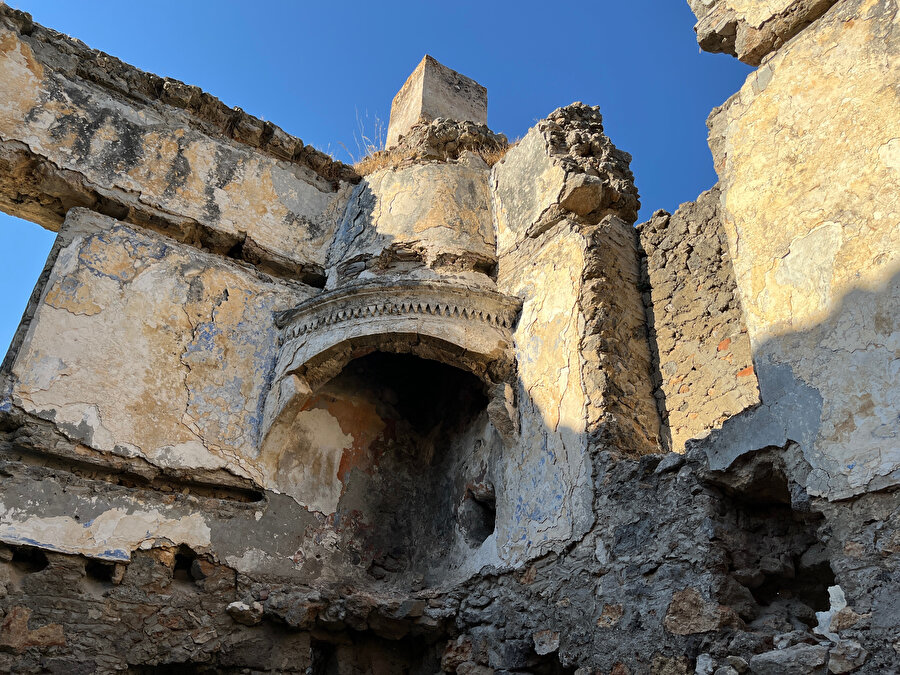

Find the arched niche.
xmin=260 ymin=281 xmax=522 ymax=451
xmin=255 ymin=281 xmax=522 ymax=585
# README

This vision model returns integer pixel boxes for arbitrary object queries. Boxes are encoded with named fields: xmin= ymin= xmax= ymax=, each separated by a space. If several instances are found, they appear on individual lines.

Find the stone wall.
xmin=684 ymin=0 xmax=900 ymax=671
xmin=493 ymin=103 xmax=661 ymax=563
xmin=639 ymin=187 xmax=759 ymax=452
xmin=328 ymin=159 xmax=497 ymax=288
xmin=0 ymin=5 xmax=356 ymax=283
xmin=0 ymin=443 xmax=864 ymax=673
xmin=494 ymin=103 xmax=658 ymax=458
xmin=688 ymin=0 xmax=839 ymax=64
xmin=701 ymin=0 xmax=900 ymax=500
xmin=3 ymin=208 xmax=305 ymax=487
xmin=0 ymin=1 xmax=897 ymax=672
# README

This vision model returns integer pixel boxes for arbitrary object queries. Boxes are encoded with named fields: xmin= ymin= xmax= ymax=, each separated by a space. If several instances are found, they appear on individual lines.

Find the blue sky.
xmin=0 ymin=1 xmax=751 ymax=356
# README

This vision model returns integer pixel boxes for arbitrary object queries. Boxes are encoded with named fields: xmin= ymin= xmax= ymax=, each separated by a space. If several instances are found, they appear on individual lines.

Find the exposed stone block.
xmin=0 ymin=605 xmax=65 ymax=653
xmin=386 ymin=55 xmax=487 ymax=148
xmin=687 ymin=0 xmax=839 ymax=65
xmin=748 ymin=644 xmax=828 ymax=674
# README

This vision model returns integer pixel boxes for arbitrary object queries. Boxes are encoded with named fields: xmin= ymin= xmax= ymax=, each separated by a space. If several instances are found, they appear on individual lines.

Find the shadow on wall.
xmin=253 ymin=173 xmax=596 ymax=588
xmin=257 ymin=350 xmax=500 ymax=586
xmin=697 ymin=266 xmax=900 ymax=500
xmin=2 ymin=224 xmax=897 ymax=673
xmin=0 ymin=199 xmax=587 ymax=591
xmin=252 ymin=328 xmax=596 ymax=590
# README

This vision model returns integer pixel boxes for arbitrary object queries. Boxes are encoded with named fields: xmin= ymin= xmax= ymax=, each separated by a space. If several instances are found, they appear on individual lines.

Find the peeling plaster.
xmin=0 ymin=502 xmax=211 ymax=561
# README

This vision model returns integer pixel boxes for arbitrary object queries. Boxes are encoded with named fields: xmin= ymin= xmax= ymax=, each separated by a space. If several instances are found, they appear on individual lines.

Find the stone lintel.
xmin=262 ymin=280 xmax=522 ymax=446
xmin=273 ymin=280 xmax=521 ymax=381
xmin=385 ymin=55 xmax=487 ymax=148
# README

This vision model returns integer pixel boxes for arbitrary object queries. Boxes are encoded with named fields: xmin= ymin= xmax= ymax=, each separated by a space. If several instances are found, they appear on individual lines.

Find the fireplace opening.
xmin=272 ymin=349 xmax=505 ymax=585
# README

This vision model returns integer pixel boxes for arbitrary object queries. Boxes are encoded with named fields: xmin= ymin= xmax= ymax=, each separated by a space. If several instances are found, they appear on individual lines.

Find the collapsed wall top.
xmin=386 ymin=55 xmax=488 ymax=148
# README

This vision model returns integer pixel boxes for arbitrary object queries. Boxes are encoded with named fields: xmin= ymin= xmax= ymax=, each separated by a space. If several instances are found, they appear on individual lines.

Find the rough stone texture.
xmin=702 ymin=0 xmax=900 ymax=500
xmin=639 ymin=187 xmax=759 ymax=452
xmin=0 ymin=543 xmax=319 ymax=672
xmin=386 ymin=55 xmax=488 ymax=149
xmin=355 ymin=116 xmax=508 ymax=178
xmin=493 ymin=103 xmax=661 ymax=561
xmin=748 ymin=643 xmax=829 ymax=673
xmin=385 ymin=117 xmax=506 ymax=163
xmin=664 ymin=587 xmax=743 ymax=636
xmin=329 ymin=160 xmax=497 ymax=286
xmin=0 ymin=605 xmax=65 ymax=653
xmin=0 ymin=2 xmax=897 ymax=672
xmin=816 ymin=490 xmax=900 ymax=673
xmin=680 ymin=4 xmax=900 ymax=669
xmin=3 ymin=209 xmax=304 ymax=491
xmin=688 ymin=0 xmax=839 ymax=64
xmin=493 ymin=103 xmax=640 ymax=257
xmin=0 ymin=446 xmax=806 ymax=673
xmin=0 ymin=5 xmax=356 ymax=282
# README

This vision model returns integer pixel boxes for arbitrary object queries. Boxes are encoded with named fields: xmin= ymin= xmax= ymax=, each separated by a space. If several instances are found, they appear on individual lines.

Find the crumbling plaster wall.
xmin=0 ymin=6 xmax=356 ymax=281
xmin=328 ymin=159 xmax=497 ymax=287
xmin=492 ymin=103 xmax=661 ymax=564
xmin=3 ymin=208 xmax=305 ymax=484
xmin=0 ymin=0 xmax=897 ymax=671
xmin=663 ymin=0 xmax=900 ymax=670
xmin=273 ymin=354 xmax=504 ymax=587
xmin=699 ymin=0 xmax=900 ymax=500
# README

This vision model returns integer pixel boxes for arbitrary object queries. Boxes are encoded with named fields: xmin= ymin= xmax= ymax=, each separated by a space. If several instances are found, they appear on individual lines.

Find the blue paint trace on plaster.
xmin=101 ymin=549 xmax=131 ymax=561
xmin=183 ymin=322 xmax=225 ymax=360
xmin=177 ymin=283 xmax=282 ymax=449
xmin=1 ymin=535 xmax=130 ymax=562
xmin=5 ymin=535 xmax=46 ymax=548
xmin=77 ymin=229 xmax=170 ymax=283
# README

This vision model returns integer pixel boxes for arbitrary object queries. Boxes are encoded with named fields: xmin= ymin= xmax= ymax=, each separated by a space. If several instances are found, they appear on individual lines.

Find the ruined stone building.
xmin=0 ymin=0 xmax=897 ymax=672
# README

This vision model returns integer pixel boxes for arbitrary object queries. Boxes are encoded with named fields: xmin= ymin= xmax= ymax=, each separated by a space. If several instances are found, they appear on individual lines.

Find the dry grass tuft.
xmin=353 ymin=149 xmax=412 ymax=176
xmin=349 ymin=114 xmax=518 ymax=176
xmin=475 ymin=142 xmax=513 ymax=167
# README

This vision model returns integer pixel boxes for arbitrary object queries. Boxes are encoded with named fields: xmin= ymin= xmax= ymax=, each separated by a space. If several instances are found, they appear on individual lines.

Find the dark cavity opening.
xmin=706 ymin=447 xmax=834 ymax=629
xmin=129 ymin=665 xmax=219 ymax=674
xmin=85 ymin=558 xmax=116 ymax=584
xmin=302 ymin=351 xmax=497 ymax=584
xmin=751 ymin=558 xmax=835 ymax=613
xmin=459 ymin=481 xmax=497 ymax=547
xmin=310 ymin=635 xmax=441 ymax=675
xmin=11 ymin=545 xmax=49 ymax=574
xmin=336 ymin=352 xmax=488 ymax=435
xmin=172 ymin=546 xmax=198 ymax=585
xmin=310 ymin=640 xmax=338 ymax=675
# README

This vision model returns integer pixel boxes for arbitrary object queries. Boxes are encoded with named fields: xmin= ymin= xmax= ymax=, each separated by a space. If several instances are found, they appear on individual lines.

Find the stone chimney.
xmin=385 ymin=55 xmax=487 ymax=148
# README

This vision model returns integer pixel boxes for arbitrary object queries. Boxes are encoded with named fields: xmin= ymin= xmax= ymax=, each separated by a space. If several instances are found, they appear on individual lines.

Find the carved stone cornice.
xmin=276 ymin=280 xmax=521 ymax=340
xmin=260 ymin=280 xmax=523 ymax=450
